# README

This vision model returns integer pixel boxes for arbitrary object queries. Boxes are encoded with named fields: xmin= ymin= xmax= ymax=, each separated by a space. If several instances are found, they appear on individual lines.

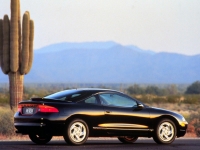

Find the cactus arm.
xmin=20 ymin=11 xmax=30 ymax=74
xmin=25 ymin=19 xmax=34 ymax=74
xmin=0 ymin=19 xmax=3 ymax=67
xmin=10 ymin=0 xmax=19 ymax=72
xmin=2 ymin=15 xmax=10 ymax=74
xmin=18 ymin=0 xmax=21 ymax=56
xmin=1 ymin=0 xmax=34 ymax=109
xmin=18 ymin=0 xmax=21 ymax=66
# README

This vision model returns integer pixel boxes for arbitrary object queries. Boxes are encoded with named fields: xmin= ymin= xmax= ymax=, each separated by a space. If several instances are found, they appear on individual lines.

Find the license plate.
xmin=23 ymin=107 xmax=34 ymax=114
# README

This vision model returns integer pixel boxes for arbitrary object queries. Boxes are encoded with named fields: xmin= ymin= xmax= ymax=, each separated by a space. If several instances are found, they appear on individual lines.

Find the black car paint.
xmin=14 ymin=89 xmax=187 ymax=138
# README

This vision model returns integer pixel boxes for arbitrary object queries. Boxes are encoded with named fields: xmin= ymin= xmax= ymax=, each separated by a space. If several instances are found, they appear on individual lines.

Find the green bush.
xmin=185 ymin=81 xmax=200 ymax=94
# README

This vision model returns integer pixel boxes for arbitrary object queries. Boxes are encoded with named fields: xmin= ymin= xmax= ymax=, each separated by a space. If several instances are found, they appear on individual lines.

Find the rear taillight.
xmin=18 ymin=104 xmax=22 ymax=113
xmin=37 ymin=105 xmax=59 ymax=113
xmin=17 ymin=104 xmax=59 ymax=114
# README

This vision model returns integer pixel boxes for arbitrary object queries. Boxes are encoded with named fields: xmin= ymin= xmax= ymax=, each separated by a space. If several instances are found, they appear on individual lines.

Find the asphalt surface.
xmin=0 ymin=138 xmax=199 ymax=150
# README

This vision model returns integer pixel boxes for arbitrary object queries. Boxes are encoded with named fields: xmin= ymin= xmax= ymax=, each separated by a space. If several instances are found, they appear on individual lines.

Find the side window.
xmin=56 ymin=94 xmax=81 ymax=100
xmin=71 ymin=94 xmax=81 ymax=98
xmin=99 ymin=94 xmax=137 ymax=107
xmin=58 ymin=97 xmax=66 ymax=100
xmin=78 ymin=96 xmax=98 ymax=104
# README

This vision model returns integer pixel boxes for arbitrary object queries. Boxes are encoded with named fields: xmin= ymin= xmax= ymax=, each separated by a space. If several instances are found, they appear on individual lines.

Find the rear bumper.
xmin=14 ymin=111 xmax=66 ymax=135
xmin=15 ymin=122 xmax=65 ymax=135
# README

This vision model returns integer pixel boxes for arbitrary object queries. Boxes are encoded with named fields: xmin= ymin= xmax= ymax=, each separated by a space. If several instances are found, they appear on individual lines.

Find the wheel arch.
xmin=153 ymin=115 xmax=179 ymax=135
xmin=63 ymin=115 xmax=90 ymax=145
xmin=64 ymin=115 xmax=92 ymax=132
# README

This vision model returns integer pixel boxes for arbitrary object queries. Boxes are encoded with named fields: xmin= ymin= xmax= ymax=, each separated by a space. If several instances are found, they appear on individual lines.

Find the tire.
xmin=118 ymin=136 xmax=138 ymax=144
xmin=29 ymin=133 xmax=52 ymax=144
xmin=63 ymin=119 xmax=89 ymax=145
xmin=153 ymin=119 xmax=176 ymax=144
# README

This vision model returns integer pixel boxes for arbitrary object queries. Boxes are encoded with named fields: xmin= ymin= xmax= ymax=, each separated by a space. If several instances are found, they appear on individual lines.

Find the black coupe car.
xmin=14 ymin=88 xmax=187 ymax=145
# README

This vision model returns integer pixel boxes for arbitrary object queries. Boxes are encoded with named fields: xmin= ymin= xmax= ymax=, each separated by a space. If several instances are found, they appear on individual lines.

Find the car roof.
xmin=67 ymin=88 xmax=120 ymax=94
xmin=44 ymin=88 xmax=122 ymax=101
xmin=42 ymin=88 xmax=123 ymax=102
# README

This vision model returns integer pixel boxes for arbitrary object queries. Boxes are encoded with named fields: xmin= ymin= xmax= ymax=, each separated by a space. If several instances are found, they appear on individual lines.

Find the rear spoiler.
xmin=31 ymin=97 xmax=43 ymax=101
xmin=30 ymin=97 xmax=70 ymax=103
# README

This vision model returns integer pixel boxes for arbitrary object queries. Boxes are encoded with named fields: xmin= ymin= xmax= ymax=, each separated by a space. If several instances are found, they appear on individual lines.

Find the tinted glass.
xmin=44 ymin=90 xmax=85 ymax=101
xmin=99 ymin=94 xmax=137 ymax=107
xmin=78 ymin=96 xmax=98 ymax=104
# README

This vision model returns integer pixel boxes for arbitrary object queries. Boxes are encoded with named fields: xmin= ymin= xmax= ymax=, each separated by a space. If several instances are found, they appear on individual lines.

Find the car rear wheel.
xmin=118 ymin=136 xmax=138 ymax=143
xmin=153 ymin=119 xmax=176 ymax=144
xmin=29 ymin=133 xmax=52 ymax=144
xmin=64 ymin=119 xmax=89 ymax=145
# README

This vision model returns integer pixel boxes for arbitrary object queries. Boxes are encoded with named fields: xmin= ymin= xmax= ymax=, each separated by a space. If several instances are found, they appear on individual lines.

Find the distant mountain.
xmin=0 ymin=41 xmax=200 ymax=84
xmin=34 ymin=41 xmax=119 ymax=53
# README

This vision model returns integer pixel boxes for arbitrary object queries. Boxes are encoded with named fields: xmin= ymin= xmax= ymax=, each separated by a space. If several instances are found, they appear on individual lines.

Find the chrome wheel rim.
xmin=69 ymin=122 xmax=86 ymax=143
xmin=158 ymin=122 xmax=174 ymax=142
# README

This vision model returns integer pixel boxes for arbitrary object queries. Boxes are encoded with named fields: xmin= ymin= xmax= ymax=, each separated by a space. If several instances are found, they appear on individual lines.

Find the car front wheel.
xmin=118 ymin=136 xmax=138 ymax=143
xmin=64 ymin=119 xmax=89 ymax=145
xmin=29 ymin=133 xmax=52 ymax=144
xmin=153 ymin=119 xmax=176 ymax=144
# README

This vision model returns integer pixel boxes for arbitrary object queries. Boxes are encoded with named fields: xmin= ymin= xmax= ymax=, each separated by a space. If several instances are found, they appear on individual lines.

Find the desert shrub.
xmin=152 ymin=97 xmax=166 ymax=103
xmin=136 ymin=95 xmax=152 ymax=103
xmin=127 ymin=85 xmax=144 ymax=95
xmin=0 ymin=106 xmax=15 ymax=135
xmin=0 ymin=94 xmax=9 ymax=104
xmin=183 ymin=95 xmax=200 ymax=104
xmin=131 ymin=95 xmax=170 ymax=104
xmin=185 ymin=105 xmax=200 ymax=137
xmin=167 ymin=95 xmax=181 ymax=103
xmin=185 ymin=81 xmax=200 ymax=94
xmin=145 ymin=86 xmax=165 ymax=96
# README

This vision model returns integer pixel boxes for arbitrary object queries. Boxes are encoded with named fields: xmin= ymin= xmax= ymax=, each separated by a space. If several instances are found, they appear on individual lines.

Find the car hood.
xmin=150 ymin=106 xmax=175 ymax=113
xmin=150 ymin=106 xmax=181 ymax=115
xmin=148 ymin=106 xmax=185 ymax=121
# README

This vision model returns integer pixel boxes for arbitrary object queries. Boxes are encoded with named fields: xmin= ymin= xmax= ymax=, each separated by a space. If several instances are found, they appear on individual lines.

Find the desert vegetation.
xmin=0 ymin=81 xmax=200 ymax=139
xmin=0 ymin=0 xmax=34 ymax=110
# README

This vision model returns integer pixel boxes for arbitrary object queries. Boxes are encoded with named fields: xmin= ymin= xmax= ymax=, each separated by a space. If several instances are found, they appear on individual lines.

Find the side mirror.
xmin=137 ymin=103 xmax=144 ymax=110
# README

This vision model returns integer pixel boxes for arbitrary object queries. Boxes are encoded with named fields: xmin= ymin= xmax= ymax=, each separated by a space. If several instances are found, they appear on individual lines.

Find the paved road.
xmin=0 ymin=138 xmax=199 ymax=150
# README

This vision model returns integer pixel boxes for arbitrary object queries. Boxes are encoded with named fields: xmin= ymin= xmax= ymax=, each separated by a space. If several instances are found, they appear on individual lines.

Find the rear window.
xmin=44 ymin=90 xmax=87 ymax=101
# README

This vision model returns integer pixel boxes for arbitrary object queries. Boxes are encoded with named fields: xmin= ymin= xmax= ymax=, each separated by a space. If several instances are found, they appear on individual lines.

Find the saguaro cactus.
xmin=0 ymin=0 xmax=34 ymax=109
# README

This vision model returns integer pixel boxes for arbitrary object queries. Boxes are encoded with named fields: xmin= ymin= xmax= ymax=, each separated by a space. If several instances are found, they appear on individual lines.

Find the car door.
xmin=97 ymin=92 xmax=151 ymax=136
xmin=76 ymin=95 xmax=107 ymax=135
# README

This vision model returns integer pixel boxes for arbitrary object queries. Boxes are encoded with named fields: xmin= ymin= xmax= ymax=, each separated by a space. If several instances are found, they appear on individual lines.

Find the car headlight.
xmin=181 ymin=116 xmax=186 ymax=122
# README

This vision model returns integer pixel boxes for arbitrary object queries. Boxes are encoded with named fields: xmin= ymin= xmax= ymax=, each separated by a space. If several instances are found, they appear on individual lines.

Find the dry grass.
xmin=0 ymin=105 xmax=16 ymax=136
xmin=0 ymin=134 xmax=29 ymax=141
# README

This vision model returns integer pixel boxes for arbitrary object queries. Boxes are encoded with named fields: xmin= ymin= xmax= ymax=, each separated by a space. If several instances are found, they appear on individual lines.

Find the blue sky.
xmin=0 ymin=0 xmax=200 ymax=55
